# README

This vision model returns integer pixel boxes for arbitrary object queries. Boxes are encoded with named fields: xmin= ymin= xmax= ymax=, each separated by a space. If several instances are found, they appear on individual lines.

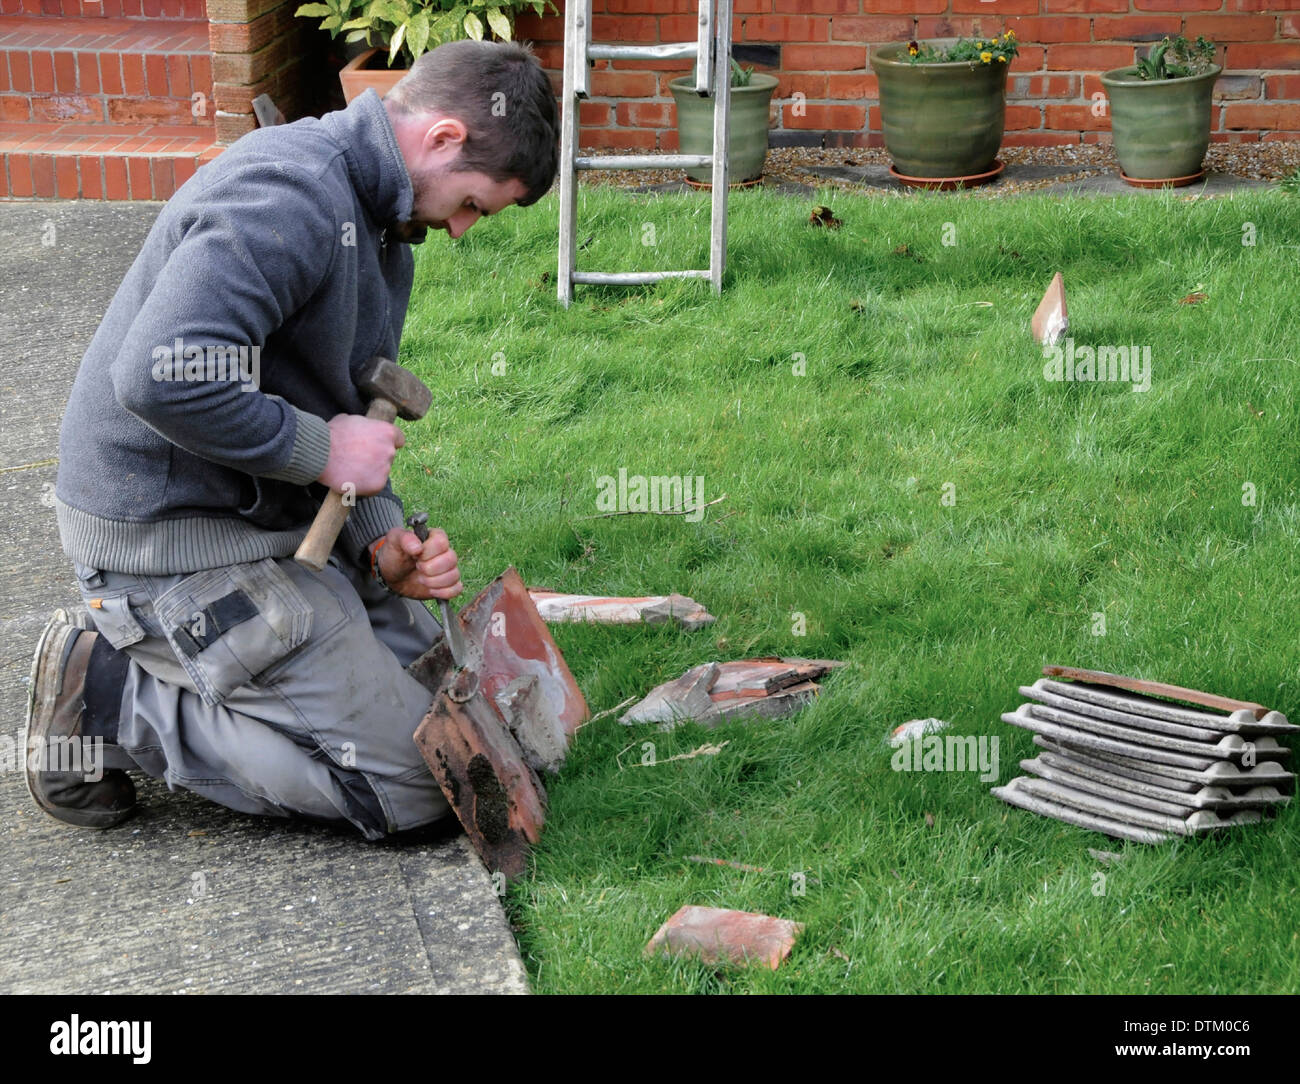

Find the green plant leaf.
xmin=408 ymin=10 xmax=430 ymax=59
xmin=388 ymin=20 xmax=406 ymax=65
xmin=486 ymin=6 xmax=512 ymax=40
xmin=1147 ymin=39 xmax=1170 ymax=78
xmin=294 ymin=3 xmax=333 ymax=16
xmin=432 ymin=8 xmax=463 ymax=44
xmin=464 ymin=11 xmax=484 ymax=40
xmin=344 ymin=27 xmax=370 ymax=42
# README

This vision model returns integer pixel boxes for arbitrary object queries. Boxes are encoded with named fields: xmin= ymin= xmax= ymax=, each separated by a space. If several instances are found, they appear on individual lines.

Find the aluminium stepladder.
xmin=557 ymin=0 xmax=734 ymax=307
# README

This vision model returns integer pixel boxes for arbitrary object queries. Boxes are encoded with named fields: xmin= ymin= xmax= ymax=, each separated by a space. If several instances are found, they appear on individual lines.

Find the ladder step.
xmin=586 ymin=42 xmax=700 ymax=62
xmin=576 ymin=154 xmax=712 ymax=171
xmin=573 ymin=270 xmax=712 ymax=286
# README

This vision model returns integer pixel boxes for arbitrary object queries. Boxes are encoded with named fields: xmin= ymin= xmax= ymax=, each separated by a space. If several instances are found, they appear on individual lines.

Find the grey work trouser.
xmin=73 ymin=553 xmax=450 ymax=839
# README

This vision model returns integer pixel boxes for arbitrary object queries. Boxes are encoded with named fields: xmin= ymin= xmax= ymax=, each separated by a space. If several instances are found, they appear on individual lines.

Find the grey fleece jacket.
xmin=56 ymin=89 xmax=419 ymax=575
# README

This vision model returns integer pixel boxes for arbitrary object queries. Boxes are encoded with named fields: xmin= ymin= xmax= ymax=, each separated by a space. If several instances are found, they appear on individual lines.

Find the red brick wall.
xmin=513 ymin=1 xmax=1300 ymax=147
xmin=207 ymin=0 xmax=309 ymax=142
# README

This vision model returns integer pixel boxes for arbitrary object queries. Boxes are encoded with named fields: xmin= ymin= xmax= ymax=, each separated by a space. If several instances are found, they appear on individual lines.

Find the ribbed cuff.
xmin=341 ymin=493 xmax=405 ymax=566
xmin=261 ymin=406 xmax=332 ymax=485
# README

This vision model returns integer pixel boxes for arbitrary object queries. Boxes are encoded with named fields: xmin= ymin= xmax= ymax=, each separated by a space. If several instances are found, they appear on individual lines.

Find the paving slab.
xmin=803 ymin=162 xmax=1270 ymax=197
xmin=0 ymin=201 xmax=528 ymax=995
xmin=1045 ymin=168 xmax=1270 ymax=197
xmin=625 ymin=162 xmax=1269 ymax=200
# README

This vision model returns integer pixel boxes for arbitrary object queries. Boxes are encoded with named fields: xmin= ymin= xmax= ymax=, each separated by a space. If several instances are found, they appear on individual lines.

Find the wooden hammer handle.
xmin=294 ymin=398 xmax=399 ymax=572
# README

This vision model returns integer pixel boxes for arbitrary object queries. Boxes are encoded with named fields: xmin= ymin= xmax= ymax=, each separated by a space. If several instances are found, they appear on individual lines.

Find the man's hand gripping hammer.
xmin=294 ymin=356 xmax=432 ymax=572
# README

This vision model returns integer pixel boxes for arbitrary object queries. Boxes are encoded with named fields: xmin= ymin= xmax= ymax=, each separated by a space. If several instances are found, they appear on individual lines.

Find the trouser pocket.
xmin=75 ymin=563 xmax=152 ymax=651
xmin=152 ymin=559 xmax=314 ymax=707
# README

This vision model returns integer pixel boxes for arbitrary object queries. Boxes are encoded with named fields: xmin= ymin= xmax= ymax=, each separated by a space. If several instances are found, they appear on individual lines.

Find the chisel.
xmin=405 ymin=512 xmax=469 ymax=668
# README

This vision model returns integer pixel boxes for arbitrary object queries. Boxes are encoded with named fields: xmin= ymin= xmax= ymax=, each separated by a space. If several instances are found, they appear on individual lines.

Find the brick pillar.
xmin=206 ymin=0 xmax=310 ymax=143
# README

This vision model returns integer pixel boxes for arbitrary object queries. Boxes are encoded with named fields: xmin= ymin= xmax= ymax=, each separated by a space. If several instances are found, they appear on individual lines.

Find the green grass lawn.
xmin=397 ymin=183 xmax=1300 ymax=994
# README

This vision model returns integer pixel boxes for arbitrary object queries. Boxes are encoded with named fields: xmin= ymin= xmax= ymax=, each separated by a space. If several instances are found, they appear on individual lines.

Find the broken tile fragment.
xmin=251 ymin=92 xmax=285 ymax=128
xmin=1088 ymin=848 xmax=1126 ymax=865
xmin=889 ymin=717 xmax=950 ymax=748
xmin=527 ymin=589 xmax=716 ymax=630
xmin=621 ymin=662 xmax=720 ymax=726
xmin=1031 ymin=271 xmax=1068 ymax=347
xmin=685 ymin=855 xmax=767 ymax=874
xmin=645 ymin=905 xmax=803 ymax=970
xmin=620 ymin=657 xmax=844 ymax=728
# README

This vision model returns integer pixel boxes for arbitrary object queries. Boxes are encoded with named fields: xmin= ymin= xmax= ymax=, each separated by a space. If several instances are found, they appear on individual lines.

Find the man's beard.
xmin=409 ymin=163 xmax=449 ymax=232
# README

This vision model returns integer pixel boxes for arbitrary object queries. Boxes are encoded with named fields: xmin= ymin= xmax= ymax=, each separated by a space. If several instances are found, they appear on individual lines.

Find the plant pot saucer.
xmin=682 ymin=174 xmax=766 ymax=190
xmin=1118 ymin=169 xmax=1205 ymax=189
xmin=889 ymin=159 xmax=1005 ymax=191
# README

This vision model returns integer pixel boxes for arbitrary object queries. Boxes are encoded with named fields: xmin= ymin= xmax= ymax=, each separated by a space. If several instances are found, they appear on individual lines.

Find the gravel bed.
xmin=578 ymin=140 xmax=1300 ymax=197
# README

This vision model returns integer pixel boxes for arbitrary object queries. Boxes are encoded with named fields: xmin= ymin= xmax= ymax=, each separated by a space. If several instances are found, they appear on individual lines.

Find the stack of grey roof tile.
xmin=992 ymin=667 xmax=1296 ymax=843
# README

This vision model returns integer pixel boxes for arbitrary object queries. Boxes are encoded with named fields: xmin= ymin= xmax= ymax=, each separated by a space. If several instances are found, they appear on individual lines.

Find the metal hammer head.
xmin=357 ymin=356 xmax=432 ymax=421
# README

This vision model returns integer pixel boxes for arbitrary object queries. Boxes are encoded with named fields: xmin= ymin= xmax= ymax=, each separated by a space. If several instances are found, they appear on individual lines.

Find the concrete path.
xmin=0 ymin=202 xmax=529 ymax=995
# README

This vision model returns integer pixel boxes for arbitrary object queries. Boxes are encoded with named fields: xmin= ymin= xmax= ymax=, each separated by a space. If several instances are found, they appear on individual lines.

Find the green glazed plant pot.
xmin=1100 ymin=65 xmax=1221 ymax=181
xmin=669 ymin=72 xmax=779 ymax=184
xmin=870 ymin=43 xmax=1010 ymax=178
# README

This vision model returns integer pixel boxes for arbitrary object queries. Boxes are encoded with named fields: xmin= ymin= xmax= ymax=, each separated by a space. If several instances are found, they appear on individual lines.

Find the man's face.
xmin=409 ymin=160 xmax=528 ymax=239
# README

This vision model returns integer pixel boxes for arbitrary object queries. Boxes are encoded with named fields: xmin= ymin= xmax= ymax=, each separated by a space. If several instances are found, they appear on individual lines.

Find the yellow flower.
xmin=975 ymin=41 xmax=984 ymax=49
xmin=998 ymin=54 xmax=1007 ymax=62
xmin=1005 ymin=29 xmax=1016 ymax=38
xmin=981 ymin=51 xmax=993 ymax=63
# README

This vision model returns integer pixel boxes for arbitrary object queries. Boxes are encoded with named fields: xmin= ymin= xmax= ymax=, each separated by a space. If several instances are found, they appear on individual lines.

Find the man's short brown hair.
xmin=386 ymin=39 xmax=559 ymax=207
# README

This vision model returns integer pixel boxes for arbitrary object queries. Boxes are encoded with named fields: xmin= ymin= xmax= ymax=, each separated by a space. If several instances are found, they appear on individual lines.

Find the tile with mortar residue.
xmin=621 ymin=657 xmax=844 ymax=727
xmin=527 ymin=589 xmax=717 ymax=629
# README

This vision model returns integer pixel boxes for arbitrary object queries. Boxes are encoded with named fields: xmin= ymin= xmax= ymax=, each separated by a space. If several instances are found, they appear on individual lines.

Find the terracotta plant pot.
xmin=1100 ymin=64 xmax=1221 ymax=183
xmin=870 ymin=43 xmax=1010 ymax=179
xmin=668 ymin=72 xmax=779 ymax=185
xmin=340 ymin=47 xmax=406 ymax=104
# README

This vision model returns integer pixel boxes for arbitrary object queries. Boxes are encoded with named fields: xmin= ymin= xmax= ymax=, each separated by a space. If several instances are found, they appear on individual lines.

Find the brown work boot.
xmin=25 ymin=609 xmax=136 ymax=829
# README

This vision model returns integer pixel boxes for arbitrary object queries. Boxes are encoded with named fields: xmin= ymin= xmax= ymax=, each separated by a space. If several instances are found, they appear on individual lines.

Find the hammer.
xmin=294 ymin=356 xmax=432 ymax=572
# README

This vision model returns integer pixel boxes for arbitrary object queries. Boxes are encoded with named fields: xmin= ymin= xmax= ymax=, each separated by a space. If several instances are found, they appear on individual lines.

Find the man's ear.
xmin=421 ymin=117 xmax=468 ymax=160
